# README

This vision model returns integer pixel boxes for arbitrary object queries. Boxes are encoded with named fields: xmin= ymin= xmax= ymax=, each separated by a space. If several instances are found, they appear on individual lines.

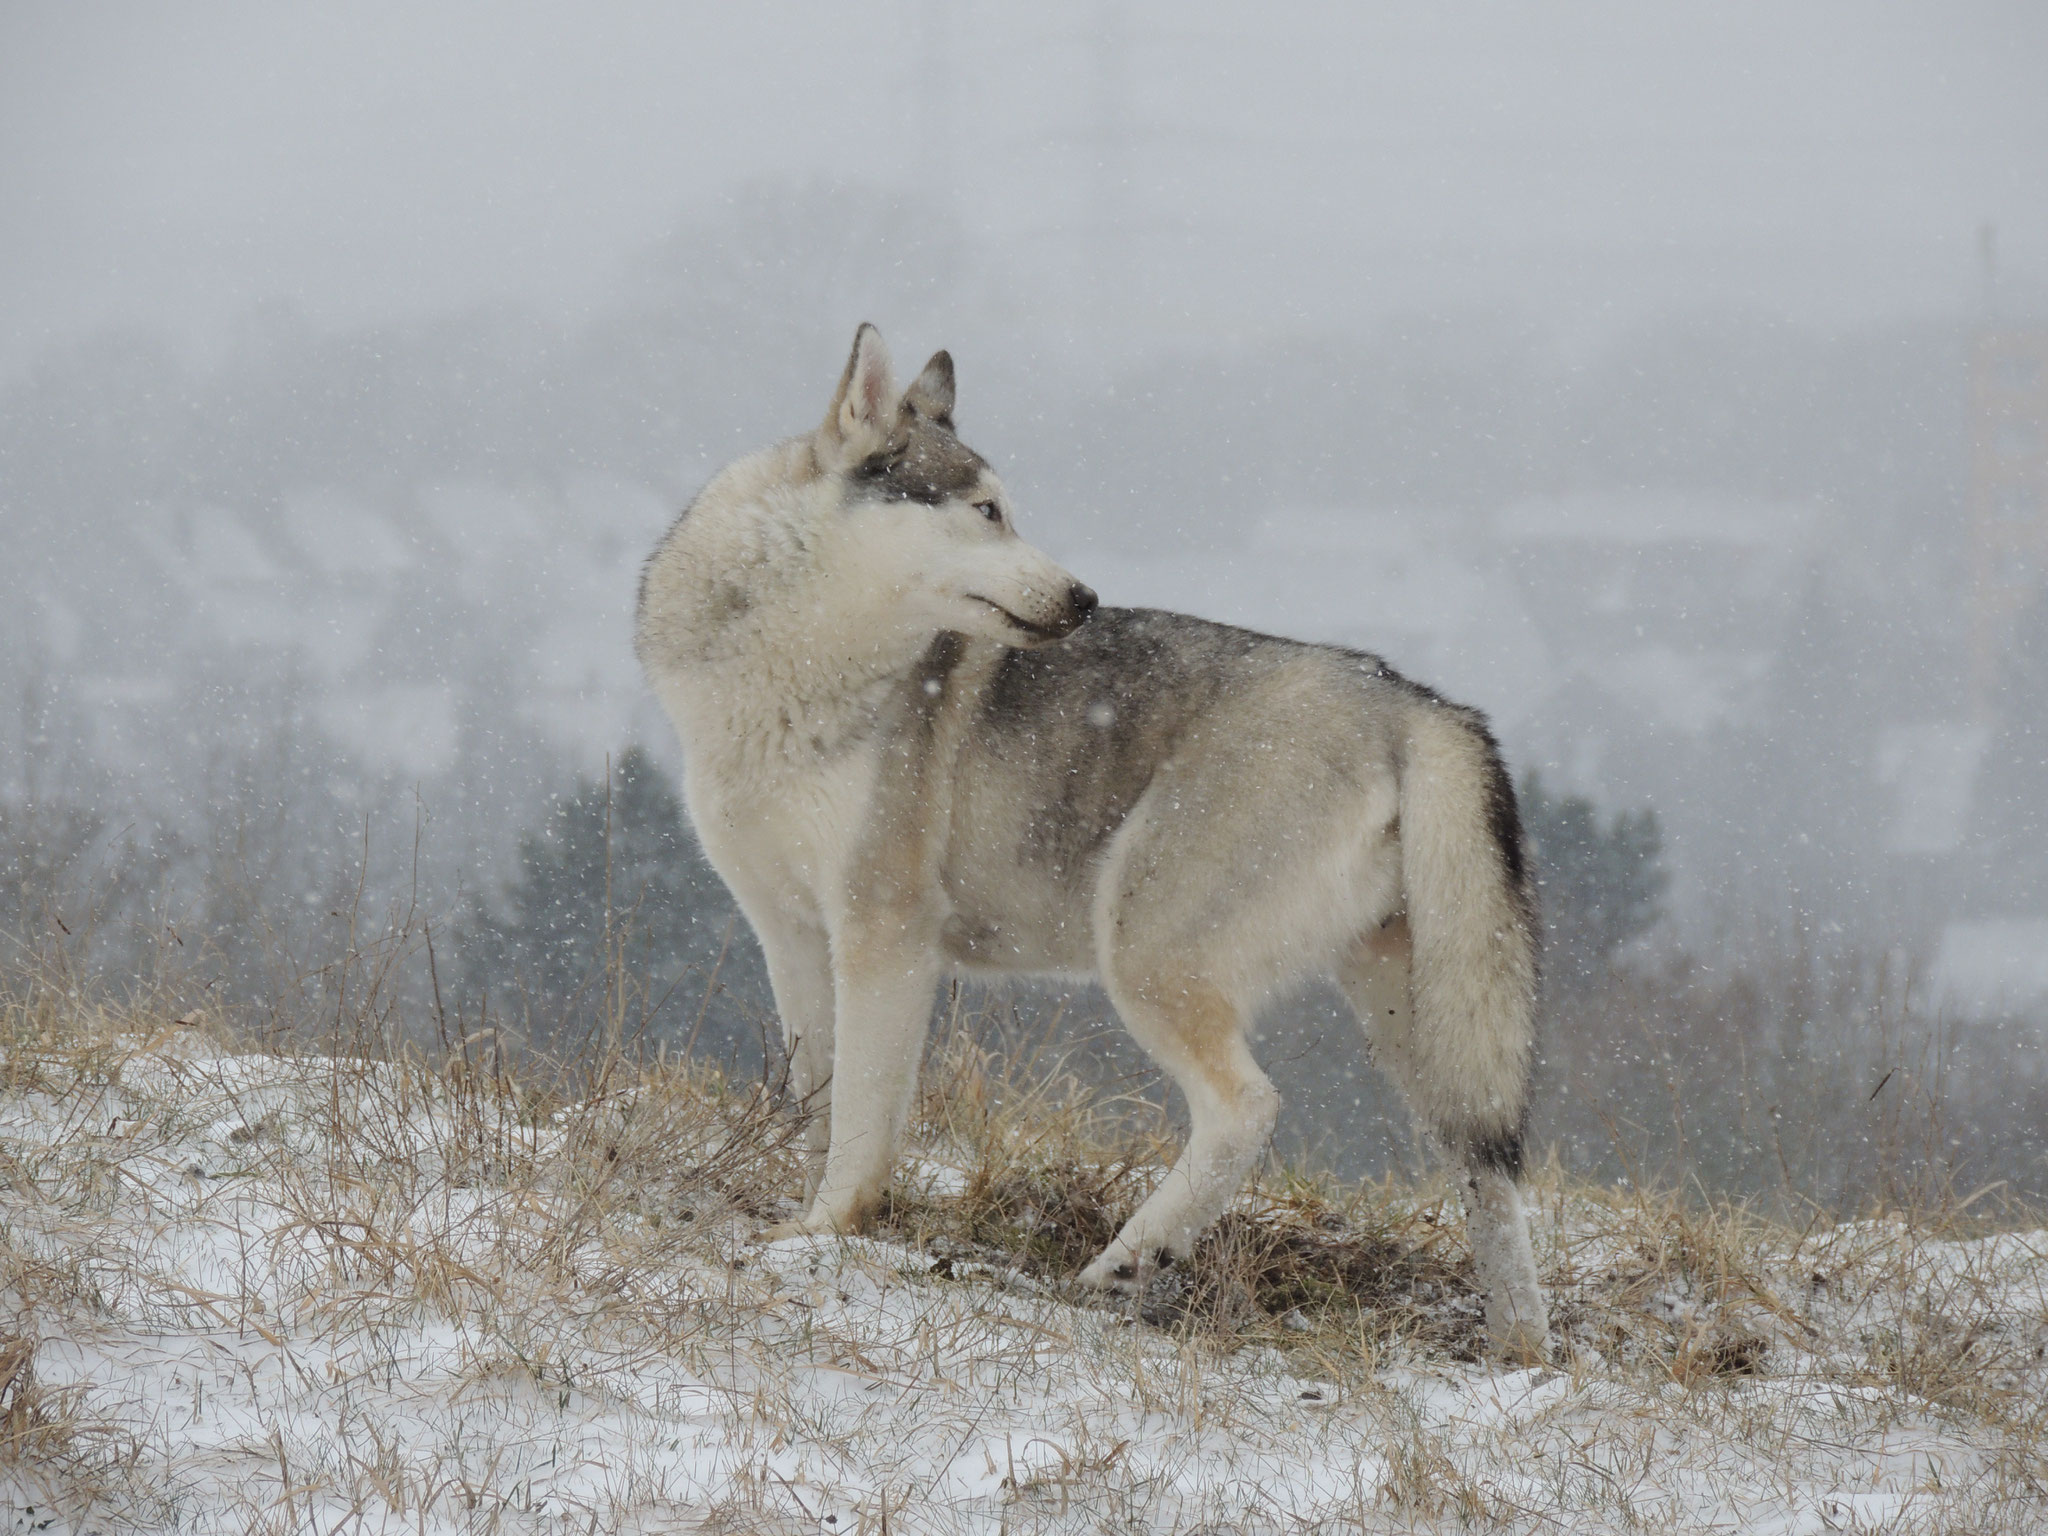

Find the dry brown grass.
xmin=882 ymin=1014 xmax=1500 ymax=1359
xmin=1 ymin=910 xmax=2044 ymax=1531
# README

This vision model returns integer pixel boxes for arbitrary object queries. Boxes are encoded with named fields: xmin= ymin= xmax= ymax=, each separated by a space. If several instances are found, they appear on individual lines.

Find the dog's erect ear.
xmin=820 ymin=323 xmax=896 ymax=462
xmin=903 ymin=350 xmax=955 ymax=427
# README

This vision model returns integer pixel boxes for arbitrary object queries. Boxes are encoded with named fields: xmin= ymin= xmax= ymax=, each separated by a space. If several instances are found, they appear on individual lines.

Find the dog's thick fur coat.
xmin=636 ymin=326 xmax=1547 ymax=1350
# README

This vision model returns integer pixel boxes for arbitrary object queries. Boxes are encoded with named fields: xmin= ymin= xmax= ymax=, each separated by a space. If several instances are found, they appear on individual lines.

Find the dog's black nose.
xmin=1068 ymin=583 xmax=1098 ymax=622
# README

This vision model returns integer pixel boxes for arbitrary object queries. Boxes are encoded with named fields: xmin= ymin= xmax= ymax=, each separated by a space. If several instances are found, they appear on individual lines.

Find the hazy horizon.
xmin=5 ymin=2 xmax=2044 ymax=379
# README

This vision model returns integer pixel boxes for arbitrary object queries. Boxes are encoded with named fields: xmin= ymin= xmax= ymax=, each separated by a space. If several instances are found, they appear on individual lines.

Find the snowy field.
xmin=3 ymin=999 xmax=2045 ymax=1533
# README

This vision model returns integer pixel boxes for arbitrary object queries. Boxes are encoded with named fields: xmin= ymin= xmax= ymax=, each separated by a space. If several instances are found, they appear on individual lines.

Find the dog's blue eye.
xmin=976 ymin=500 xmax=1002 ymax=523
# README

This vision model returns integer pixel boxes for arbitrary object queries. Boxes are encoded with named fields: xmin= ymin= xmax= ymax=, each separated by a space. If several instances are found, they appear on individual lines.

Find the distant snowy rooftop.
xmin=1929 ymin=918 xmax=2048 ymax=1020
xmin=1875 ymin=722 xmax=1990 ymax=857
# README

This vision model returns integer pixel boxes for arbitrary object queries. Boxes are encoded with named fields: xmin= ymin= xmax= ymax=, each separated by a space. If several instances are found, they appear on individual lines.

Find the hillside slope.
xmin=2 ymin=994 xmax=2043 ymax=1533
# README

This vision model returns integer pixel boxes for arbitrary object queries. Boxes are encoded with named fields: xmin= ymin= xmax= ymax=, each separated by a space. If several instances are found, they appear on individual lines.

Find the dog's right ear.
xmin=818 ymin=322 xmax=896 ymax=468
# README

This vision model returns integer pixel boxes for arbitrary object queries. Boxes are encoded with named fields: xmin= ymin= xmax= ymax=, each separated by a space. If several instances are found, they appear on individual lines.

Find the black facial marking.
xmin=851 ymin=415 xmax=987 ymax=506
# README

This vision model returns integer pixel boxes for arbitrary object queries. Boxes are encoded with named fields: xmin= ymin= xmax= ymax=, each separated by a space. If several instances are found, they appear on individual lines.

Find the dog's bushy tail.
xmin=1396 ymin=701 xmax=1539 ymax=1176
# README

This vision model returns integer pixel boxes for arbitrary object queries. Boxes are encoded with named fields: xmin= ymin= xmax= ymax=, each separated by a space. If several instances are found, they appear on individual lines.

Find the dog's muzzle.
xmin=975 ymin=583 xmax=1099 ymax=644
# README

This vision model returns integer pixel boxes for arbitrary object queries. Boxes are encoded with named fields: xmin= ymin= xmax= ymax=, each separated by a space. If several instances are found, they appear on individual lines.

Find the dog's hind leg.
xmin=1079 ymin=964 xmax=1279 ymax=1293
xmin=1076 ymin=746 xmax=1297 ymax=1295
xmin=1338 ymin=917 xmax=1547 ymax=1357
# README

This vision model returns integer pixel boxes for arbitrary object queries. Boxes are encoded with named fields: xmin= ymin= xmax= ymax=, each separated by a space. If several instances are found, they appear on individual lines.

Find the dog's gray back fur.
xmin=939 ymin=609 xmax=1523 ymax=984
xmin=972 ymin=608 xmax=1521 ymax=890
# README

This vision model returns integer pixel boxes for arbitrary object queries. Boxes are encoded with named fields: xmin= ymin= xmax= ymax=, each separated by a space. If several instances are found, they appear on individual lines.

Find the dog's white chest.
xmin=685 ymin=737 xmax=883 ymax=915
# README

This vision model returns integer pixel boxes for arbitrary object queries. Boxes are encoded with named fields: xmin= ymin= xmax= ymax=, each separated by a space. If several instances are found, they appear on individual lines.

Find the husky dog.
xmin=636 ymin=325 xmax=1547 ymax=1351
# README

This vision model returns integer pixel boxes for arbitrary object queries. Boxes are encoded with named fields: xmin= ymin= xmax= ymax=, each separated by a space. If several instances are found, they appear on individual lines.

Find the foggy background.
xmin=4 ymin=2 xmax=2046 ymax=1194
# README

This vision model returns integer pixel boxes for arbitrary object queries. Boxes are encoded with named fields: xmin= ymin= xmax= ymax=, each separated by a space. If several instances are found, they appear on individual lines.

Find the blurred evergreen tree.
xmin=1518 ymin=771 xmax=1668 ymax=989
xmin=460 ymin=747 xmax=769 ymax=1055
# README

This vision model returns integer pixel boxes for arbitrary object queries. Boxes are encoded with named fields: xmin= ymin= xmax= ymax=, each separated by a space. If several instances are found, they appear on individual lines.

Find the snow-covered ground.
xmin=3 ymin=1022 xmax=2044 ymax=1534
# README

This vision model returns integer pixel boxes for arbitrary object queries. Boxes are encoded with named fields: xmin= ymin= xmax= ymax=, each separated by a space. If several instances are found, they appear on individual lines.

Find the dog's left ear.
xmin=903 ymin=350 xmax=955 ymax=428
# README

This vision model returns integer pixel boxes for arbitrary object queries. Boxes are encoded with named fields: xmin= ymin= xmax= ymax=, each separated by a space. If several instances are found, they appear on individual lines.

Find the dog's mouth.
xmin=968 ymin=595 xmax=1070 ymax=642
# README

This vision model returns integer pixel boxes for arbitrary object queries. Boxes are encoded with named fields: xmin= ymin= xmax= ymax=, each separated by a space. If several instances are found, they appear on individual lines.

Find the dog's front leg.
xmin=795 ymin=924 xmax=941 ymax=1236
xmin=754 ymin=916 xmax=835 ymax=1203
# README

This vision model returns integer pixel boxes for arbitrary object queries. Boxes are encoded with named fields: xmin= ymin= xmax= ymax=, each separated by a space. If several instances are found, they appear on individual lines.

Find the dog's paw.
xmin=1484 ymin=1295 xmax=1553 ymax=1366
xmin=1486 ymin=1318 xmax=1553 ymax=1367
xmin=753 ymin=1211 xmax=847 ymax=1245
xmin=753 ymin=1201 xmax=867 ymax=1246
xmin=1077 ymin=1242 xmax=1151 ymax=1295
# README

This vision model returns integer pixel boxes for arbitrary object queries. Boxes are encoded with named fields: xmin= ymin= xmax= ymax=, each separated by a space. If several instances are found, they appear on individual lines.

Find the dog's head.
xmin=813 ymin=324 xmax=1095 ymax=648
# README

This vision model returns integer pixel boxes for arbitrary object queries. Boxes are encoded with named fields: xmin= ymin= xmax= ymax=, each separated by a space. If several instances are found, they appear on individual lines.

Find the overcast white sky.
xmin=3 ymin=1 xmax=2044 ymax=374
